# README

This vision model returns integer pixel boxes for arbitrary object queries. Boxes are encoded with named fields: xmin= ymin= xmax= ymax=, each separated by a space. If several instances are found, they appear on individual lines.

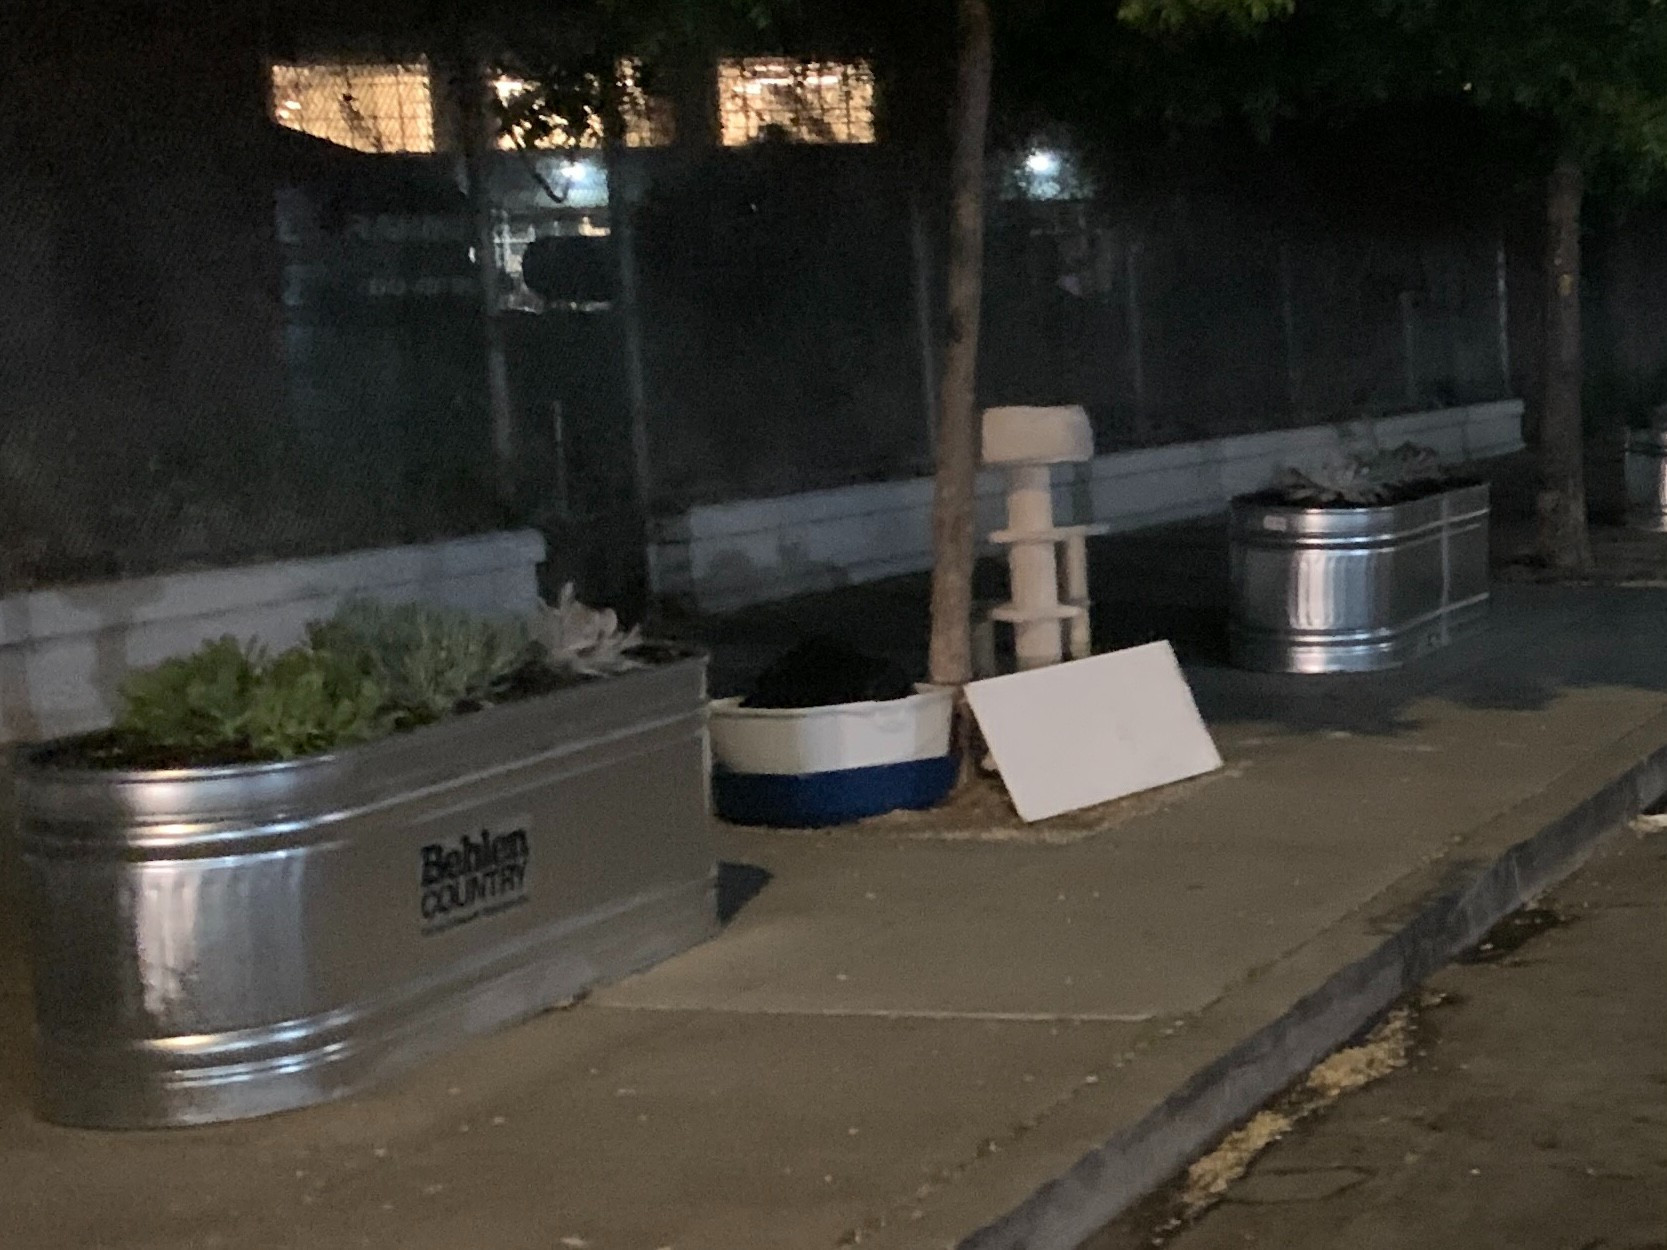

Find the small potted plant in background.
xmin=707 ymin=638 xmax=957 ymax=828
xmin=1228 ymin=442 xmax=1491 ymax=673
xmin=12 ymin=589 xmax=713 ymax=1130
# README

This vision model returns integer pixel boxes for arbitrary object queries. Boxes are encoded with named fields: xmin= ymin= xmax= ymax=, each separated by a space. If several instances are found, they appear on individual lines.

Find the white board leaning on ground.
xmin=965 ymin=642 xmax=1223 ymax=823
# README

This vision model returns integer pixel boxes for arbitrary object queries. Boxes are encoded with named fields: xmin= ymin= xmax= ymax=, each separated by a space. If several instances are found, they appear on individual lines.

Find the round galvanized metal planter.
xmin=1228 ymin=482 xmax=1491 ymax=674
xmin=1624 ymin=429 xmax=1667 ymax=532
xmin=13 ymin=654 xmax=715 ymax=1130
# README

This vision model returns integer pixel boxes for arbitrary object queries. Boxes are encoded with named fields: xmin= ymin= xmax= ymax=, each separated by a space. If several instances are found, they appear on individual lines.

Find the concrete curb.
xmin=958 ymin=728 xmax=1667 ymax=1250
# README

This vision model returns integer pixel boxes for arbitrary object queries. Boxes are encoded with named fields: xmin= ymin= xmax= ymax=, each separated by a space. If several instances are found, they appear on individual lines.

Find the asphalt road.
xmin=1083 ymin=819 xmax=1667 ymax=1250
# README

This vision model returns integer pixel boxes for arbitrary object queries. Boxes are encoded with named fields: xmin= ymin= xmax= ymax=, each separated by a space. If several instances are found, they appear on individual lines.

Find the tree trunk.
xmin=1536 ymin=149 xmax=1593 ymax=572
xmin=604 ymin=131 xmax=655 ymax=624
xmin=927 ymin=0 xmax=993 ymax=697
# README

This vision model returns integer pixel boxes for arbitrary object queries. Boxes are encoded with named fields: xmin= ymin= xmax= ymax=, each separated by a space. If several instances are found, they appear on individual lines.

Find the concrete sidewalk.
xmin=5 ymin=580 xmax=1667 ymax=1250
xmin=1085 ymin=816 xmax=1667 ymax=1250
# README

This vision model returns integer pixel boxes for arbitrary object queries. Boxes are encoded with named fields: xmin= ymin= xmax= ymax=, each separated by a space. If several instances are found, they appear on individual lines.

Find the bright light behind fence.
xmin=1025 ymin=149 xmax=1062 ymax=176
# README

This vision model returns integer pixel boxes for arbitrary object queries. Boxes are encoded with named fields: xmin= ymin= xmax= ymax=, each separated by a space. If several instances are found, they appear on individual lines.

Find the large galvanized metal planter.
xmin=1624 ymin=429 xmax=1667 ymax=532
xmin=1228 ymin=483 xmax=1490 ymax=673
xmin=13 ymin=654 xmax=714 ymax=1129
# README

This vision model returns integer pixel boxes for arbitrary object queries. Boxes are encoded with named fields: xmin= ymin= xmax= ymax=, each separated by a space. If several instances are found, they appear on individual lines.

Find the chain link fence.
xmin=981 ymin=194 xmax=1509 ymax=453
xmin=2 ymin=24 xmax=1517 ymax=601
xmin=0 ymin=127 xmax=505 ymax=598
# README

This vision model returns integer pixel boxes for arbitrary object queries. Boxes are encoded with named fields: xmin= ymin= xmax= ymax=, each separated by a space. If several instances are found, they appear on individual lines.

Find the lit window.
xmin=492 ymin=73 xmax=600 ymax=148
xmin=718 ymin=58 xmax=876 ymax=146
xmin=492 ymin=63 xmax=670 ymax=150
xmin=271 ymin=62 xmax=435 ymax=153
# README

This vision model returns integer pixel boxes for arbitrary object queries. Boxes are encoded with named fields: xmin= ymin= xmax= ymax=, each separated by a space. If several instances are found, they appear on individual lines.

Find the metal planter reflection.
xmin=14 ymin=655 xmax=715 ymax=1129
xmin=1228 ymin=483 xmax=1490 ymax=674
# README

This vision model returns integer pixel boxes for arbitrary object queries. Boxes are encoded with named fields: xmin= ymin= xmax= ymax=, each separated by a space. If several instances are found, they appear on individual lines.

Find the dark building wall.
xmin=632 ymin=146 xmax=933 ymax=510
xmin=620 ymin=143 xmax=1517 ymax=518
xmin=0 ymin=7 xmax=512 ymax=596
xmin=1564 ymin=207 xmax=1667 ymax=518
xmin=1586 ymin=211 xmax=1667 ymax=426
xmin=274 ymin=140 xmax=500 ymax=548
xmin=5 ymin=7 xmax=1638 ymax=604
xmin=979 ymin=154 xmax=1515 ymax=457
xmin=0 ymin=6 xmax=288 ymax=590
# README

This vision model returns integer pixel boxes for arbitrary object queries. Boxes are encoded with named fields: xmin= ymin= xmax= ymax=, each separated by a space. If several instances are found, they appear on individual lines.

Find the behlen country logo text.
xmin=420 ymin=826 xmax=530 ymax=934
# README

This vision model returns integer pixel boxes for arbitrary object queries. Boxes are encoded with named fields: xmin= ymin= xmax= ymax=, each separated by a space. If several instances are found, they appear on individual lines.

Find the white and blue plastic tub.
xmin=709 ymin=686 xmax=957 ymax=828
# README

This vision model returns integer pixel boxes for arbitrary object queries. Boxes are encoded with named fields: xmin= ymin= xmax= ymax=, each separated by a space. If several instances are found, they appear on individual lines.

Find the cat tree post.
xmin=982 ymin=406 xmax=1103 ymax=671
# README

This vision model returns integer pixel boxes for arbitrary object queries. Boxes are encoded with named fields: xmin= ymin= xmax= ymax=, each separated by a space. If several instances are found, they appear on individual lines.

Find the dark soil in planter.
xmin=741 ymin=638 xmax=915 ymax=709
xmin=1237 ymin=476 xmax=1484 ymax=510
xmin=36 ymin=732 xmax=279 ymax=773
xmin=35 ymin=644 xmax=697 ymax=773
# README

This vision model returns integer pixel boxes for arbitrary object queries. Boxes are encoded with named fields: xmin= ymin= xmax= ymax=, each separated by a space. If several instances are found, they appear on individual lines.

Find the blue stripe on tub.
xmin=713 ymin=756 xmax=959 ymax=829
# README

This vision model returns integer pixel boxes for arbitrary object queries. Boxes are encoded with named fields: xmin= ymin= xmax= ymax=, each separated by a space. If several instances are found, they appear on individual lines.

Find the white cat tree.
xmin=980 ymin=405 xmax=1106 ymax=672
xmin=967 ymin=406 xmax=1223 ymax=827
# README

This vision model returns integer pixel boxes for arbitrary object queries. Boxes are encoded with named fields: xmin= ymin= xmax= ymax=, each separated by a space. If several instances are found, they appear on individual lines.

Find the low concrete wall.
xmin=0 ymin=530 xmax=546 ymax=744
xmin=651 ymin=401 xmax=1525 ymax=613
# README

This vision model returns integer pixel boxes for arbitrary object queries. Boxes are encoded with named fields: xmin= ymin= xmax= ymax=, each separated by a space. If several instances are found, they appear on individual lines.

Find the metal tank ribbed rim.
xmin=1229 ymin=480 xmax=1489 ymax=543
xmin=14 ymin=651 xmax=708 ymax=852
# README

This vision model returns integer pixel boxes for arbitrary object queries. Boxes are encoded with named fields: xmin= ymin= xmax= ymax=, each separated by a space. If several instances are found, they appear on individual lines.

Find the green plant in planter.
xmin=307 ymin=599 xmax=534 ymax=724
xmin=116 ymin=637 xmax=263 ymax=757
xmin=115 ymin=637 xmax=392 ymax=761
xmin=244 ymin=647 xmax=393 ymax=759
xmin=1275 ymin=442 xmax=1445 ymax=507
xmin=105 ymin=593 xmax=650 ymax=768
